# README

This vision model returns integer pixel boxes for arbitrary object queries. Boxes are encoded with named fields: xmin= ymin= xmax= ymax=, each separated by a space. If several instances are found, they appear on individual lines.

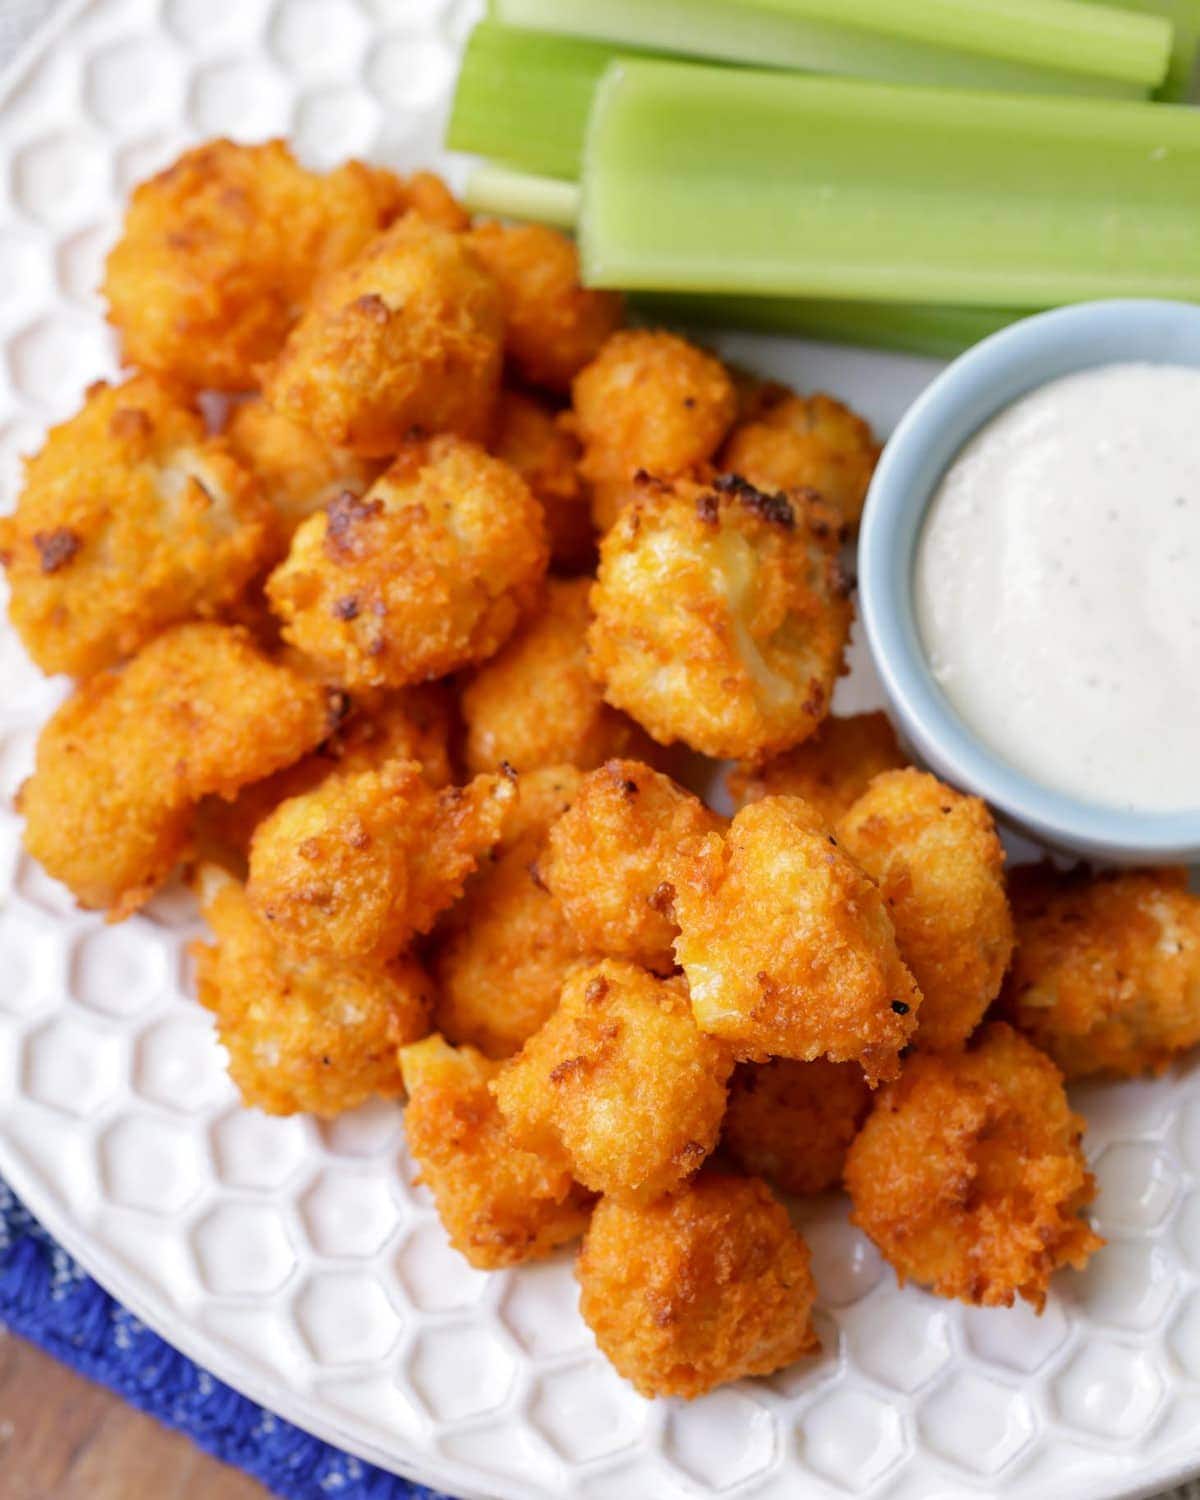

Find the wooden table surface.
xmin=0 ymin=1331 xmax=267 ymax=1500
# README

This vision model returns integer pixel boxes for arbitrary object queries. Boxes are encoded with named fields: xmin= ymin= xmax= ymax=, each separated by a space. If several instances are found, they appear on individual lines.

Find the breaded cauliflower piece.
xmin=722 ymin=1058 xmax=871 ymax=1197
xmin=837 ymin=769 xmax=1014 ymax=1053
xmin=103 ymin=140 xmax=406 ymax=391
xmin=461 ymin=578 xmax=647 ymax=775
xmin=195 ymin=865 xmax=430 ymax=1116
xmin=435 ymin=765 xmax=587 ymax=1058
xmin=398 ymin=170 xmax=470 ymax=231
xmin=493 ymin=959 xmax=733 ymax=1201
xmin=576 ymin=1173 xmax=819 ymax=1399
xmin=263 ymin=215 xmax=503 ymax=454
xmin=399 ymin=1035 xmax=591 ymax=1269
xmin=588 ymin=474 xmax=852 ymax=761
xmin=266 ymin=437 xmax=548 ymax=690
xmin=673 ymin=797 xmax=920 ymax=1084
xmin=493 ymin=389 xmax=594 ymax=572
xmin=720 ymin=390 xmax=881 ymax=532
xmin=467 ymin=222 xmax=623 ymax=392
xmin=728 ymin=711 xmax=906 ymax=826
xmin=541 ymin=759 xmax=721 ymax=974
xmin=0 ymin=376 xmax=276 ymax=679
xmin=247 ymin=759 xmax=514 ymax=963
xmin=845 ymin=1023 xmax=1102 ymax=1308
xmin=18 ymin=623 xmax=332 ymax=917
xmin=1000 ymin=864 xmax=1200 ymax=1079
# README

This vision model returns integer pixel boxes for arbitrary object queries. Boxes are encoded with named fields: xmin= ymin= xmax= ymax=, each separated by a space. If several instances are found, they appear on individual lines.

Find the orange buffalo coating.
xmin=673 ymin=797 xmax=921 ymax=1084
xmin=0 ymin=375 xmax=276 ymax=678
xmin=576 ymin=1173 xmax=819 ymax=1399
xmin=1001 ymin=864 xmax=1200 ymax=1079
xmin=196 ymin=866 xmax=431 ymax=1116
xmin=541 ymin=759 xmax=721 ymax=974
xmin=845 ymin=1023 xmax=1102 ymax=1309
xmin=492 ymin=389 xmax=594 ymax=572
xmin=837 ymin=769 xmax=1014 ymax=1053
xmin=493 ymin=959 xmax=733 ymax=1202
xmin=18 ymin=623 xmax=332 ymax=918
xmin=399 ymin=1035 xmax=592 ymax=1269
xmin=266 ymin=437 xmax=547 ymax=691
xmin=722 ymin=1058 xmax=872 ymax=1196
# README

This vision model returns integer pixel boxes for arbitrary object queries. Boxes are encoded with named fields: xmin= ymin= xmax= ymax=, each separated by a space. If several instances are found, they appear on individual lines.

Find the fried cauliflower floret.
xmin=493 ymin=960 xmax=733 ymax=1201
xmin=673 ymin=797 xmax=920 ymax=1085
xmin=399 ymin=1035 xmax=591 ymax=1269
xmin=247 ymin=759 xmax=514 ymax=963
xmin=845 ymin=1023 xmax=1102 ymax=1308
xmin=224 ymin=399 xmax=380 ymax=545
xmin=263 ymin=215 xmax=503 ymax=454
xmin=1000 ymin=865 xmax=1200 ymax=1079
xmin=195 ymin=866 xmax=430 ymax=1116
xmin=722 ymin=1059 xmax=871 ymax=1197
xmin=541 ymin=759 xmax=721 ymax=973
xmin=398 ymin=169 xmax=470 ymax=231
xmin=18 ymin=623 xmax=331 ymax=917
xmin=467 ymin=221 xmax=623 ymax=392
xmin=0 ymin=376 xmax=276 ymax=678
xmin=103 ymin=140 xmax=406 ymax=391
xmin=728 ymin=711 xmax=906 ymax=825
xmin=492 ymin=389 xmax=594 ymax=571
xmin=266 ymin=437 xmax=548 ymax=690
xmin=577 ymin=1173 xmax=819 ymax=1399
xmin=589 ymin=474 xmax=852 ymax=761
xmin=435 ymin=765 xmax=587 ymax=1058
xmin=836 ymin=769 xmax=1014 ymax=1053
xmin=461 ymin=578 xmax=646 ymax=775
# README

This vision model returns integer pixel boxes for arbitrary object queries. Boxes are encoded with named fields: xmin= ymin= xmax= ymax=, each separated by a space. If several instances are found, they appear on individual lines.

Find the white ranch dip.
xmin=915 ymin=362 xmax=1200 ymax=813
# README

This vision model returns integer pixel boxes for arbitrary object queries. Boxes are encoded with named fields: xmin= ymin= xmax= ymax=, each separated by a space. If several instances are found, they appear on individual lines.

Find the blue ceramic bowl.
xmin=858 ymin=299 xmax=1200 ymax=865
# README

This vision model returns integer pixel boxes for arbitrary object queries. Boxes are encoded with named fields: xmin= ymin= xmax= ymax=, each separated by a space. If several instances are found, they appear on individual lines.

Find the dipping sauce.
xmin=915 ymin=362 xmax=1200 ymax=813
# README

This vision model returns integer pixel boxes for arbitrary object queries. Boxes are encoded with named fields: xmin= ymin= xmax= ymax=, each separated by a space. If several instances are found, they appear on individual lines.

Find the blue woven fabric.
xmin=0 ymin=1179 xmax=450 ymax=1499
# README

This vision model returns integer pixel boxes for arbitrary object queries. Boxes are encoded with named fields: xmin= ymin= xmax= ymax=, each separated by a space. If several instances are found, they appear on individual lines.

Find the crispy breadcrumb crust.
xmin=673 ymin=797 xmax=920 ymax=1085
xmin=722 ymin=1058 xmax=871 ymax=1196
xmin=845 ymin=1023 xmax=1102 ymax=1308
xmin=728 ymin=711 xmax=906 ymax=826
xmin=576 ymin=1173 xmax=819 ymax=1399
xmin=492 ymin=389 xmax=594 ymax=572
xmin=1000 ymin=864 xmax=1200 ymax=1079
xmin=399 ymin=1035 xmax=592 ymax=1269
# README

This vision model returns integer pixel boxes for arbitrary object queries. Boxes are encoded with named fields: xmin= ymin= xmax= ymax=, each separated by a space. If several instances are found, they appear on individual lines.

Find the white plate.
xmin=1 ymin=3 xmax=1199 ymax=1497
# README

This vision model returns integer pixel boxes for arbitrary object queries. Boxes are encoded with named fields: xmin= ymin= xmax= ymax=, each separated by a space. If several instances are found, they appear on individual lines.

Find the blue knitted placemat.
xmin=0 ymin=1178 xmax=450 ymax=1499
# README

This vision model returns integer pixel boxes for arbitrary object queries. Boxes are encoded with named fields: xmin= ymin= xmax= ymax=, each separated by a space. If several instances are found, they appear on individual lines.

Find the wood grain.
xmin=0 ymin=1331 xmax=267 ymax=1500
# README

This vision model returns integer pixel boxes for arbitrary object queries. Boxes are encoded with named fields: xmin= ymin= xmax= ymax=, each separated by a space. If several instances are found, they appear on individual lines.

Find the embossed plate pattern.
xmin=0 ymin=2 xmax=1199 ymax=1497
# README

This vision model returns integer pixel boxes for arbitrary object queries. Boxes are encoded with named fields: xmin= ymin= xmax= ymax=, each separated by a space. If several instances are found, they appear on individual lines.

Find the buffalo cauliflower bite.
xmin=493 ymin=959 xmax=733 ymax=1201
xmin=399 ymin=1035 xmax=592 ymax=1269
xmin=18 ymin=623 xmax=332 ymax=917
xmin=263 ymin=215 xmax=503 ymax=454
xmin=720 ymin=390 xmax=881 ymax=532
xmin=837 ymin=769 xmax=1014 ymax=1053
xmin=845 ymin=1023 xmax=1102 ymax=1308
xmin=247 ymin=759 xmax=514 ymax=963
xmin=195 ymin=866 xmax=430 ymax=1116
xmin=435 ymin=765 xmax=588 ymax=1059
xmin=103 ymin=139 xmax=407 ymax=391
xmin=673 ymin=797 xmax=920 ymax=1085
xmin=576 ymin=1173 xmax=819 ymax=1399
xmin=467 ymin=221 xmax=623 ymax=392
xmin=492 ymin=389 xmax=594 ymax=571
xmin=266 ymin=437 xmax=548 ymax=690
xmin=722 ymin=1058 xmax=871 ymax=1197
xmin=461 ymin=578 xmax=648 ymax=775
xmin=541 ymin=759 xmax=721 ymax=974
xmin=728 ymin=711 xmax=906 ymax=825
xmin=0 ymin=376 xmax=276 ymax=678
xmin=1000 ymin=865 xmax=1200 ymax=1079
xmin=588 ymin=474 xmax=852 ymax=761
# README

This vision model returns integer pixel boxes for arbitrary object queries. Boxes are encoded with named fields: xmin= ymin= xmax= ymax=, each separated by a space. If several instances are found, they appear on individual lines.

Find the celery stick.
xmin=486 ymin=0 xmax=1149 ymax=97
xmin=464 ymin=166 xmax=581 ymax=230
xmin=580 ymin=61 xmax=1200 ymax=307
xmin=1091 ymin=0 xmax=1200 ymax=99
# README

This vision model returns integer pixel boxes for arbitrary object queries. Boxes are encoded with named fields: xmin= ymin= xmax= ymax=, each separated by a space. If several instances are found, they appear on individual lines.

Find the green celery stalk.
xmin=1090 ymin=0 xmax=1200 ymax=99
xmin=485 ymin=0 xmax=1150 ymax=97
xmin=464 ymin=165 xmax=582 ymax=230
xmin=580 ymin=60 xmax=1200 ymax=307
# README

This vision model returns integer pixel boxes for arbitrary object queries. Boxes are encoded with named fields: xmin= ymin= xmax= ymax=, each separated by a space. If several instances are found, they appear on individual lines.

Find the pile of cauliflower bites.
xmin=4 ymin=138 xmax=1200 ymax=1401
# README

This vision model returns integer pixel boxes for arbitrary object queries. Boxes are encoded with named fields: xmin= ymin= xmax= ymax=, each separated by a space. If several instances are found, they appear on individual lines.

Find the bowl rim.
xmin=858 ymin=297 xmax=1200 ymax=863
